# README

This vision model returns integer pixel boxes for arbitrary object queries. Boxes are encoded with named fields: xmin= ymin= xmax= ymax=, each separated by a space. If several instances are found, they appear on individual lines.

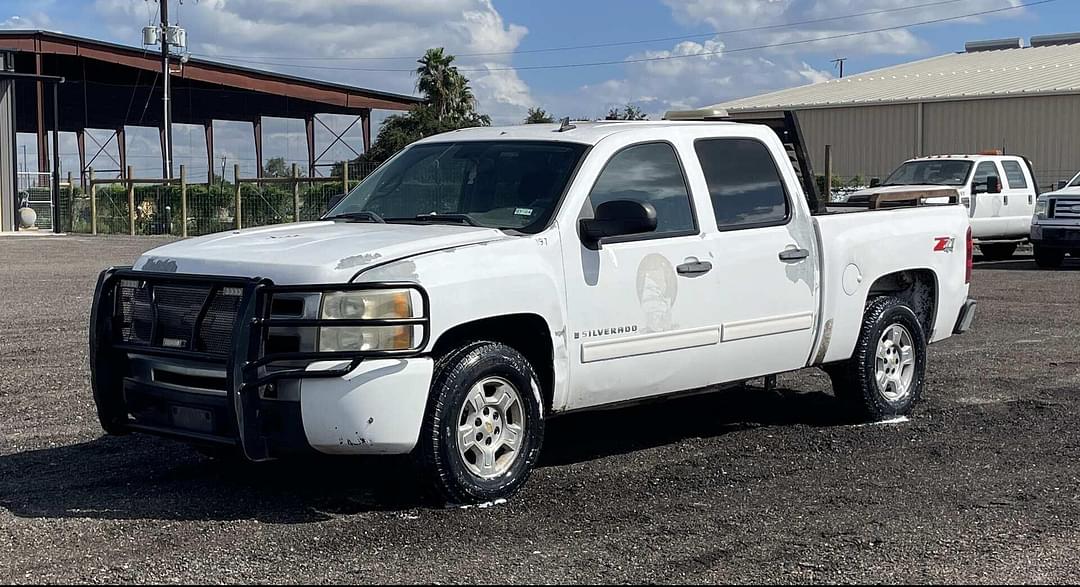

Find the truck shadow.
xmin=0 ymin=385 xmax=844 ymax=522
xmin=541 ymin=384 xmax=846 ymax=467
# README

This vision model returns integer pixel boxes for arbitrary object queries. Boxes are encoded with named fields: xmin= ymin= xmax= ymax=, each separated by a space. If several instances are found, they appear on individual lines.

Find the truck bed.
xmin=809 ymin=204 xmax=971 ymax=365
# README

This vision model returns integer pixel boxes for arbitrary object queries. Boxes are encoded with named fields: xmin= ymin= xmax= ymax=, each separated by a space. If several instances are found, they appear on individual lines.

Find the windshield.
xmin=882 ymin=160 xmax=974 ymax=187
xmin=1069 ymin=171 xmax=1080 ymax=188
xmin=326 ymin=140 xmax=588 ymax=232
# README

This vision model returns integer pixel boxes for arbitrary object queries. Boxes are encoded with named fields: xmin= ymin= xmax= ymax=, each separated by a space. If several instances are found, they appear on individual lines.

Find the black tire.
xmin=832 ymin=296 xmax=928 ymax=422
xmin=979 ymin=242 xmax=1017 ymax=261
xmin=1034 ymin=245 xmax=1065 ymax=268
xmin=416 ymin=341 xmax=545 ymax=504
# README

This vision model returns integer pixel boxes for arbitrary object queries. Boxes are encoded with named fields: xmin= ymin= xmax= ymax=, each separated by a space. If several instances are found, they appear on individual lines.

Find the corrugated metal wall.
xmin=922 ymin=96 xmax=1080 ymax=186
xmin=796 ymin=104 xmax=919 ymax=182
xmin=791 ymin=95 xmax=1080 ymax=187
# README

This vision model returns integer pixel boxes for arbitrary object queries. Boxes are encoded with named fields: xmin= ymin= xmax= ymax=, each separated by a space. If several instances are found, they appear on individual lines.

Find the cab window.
xmin=972 ymin=161 xmax=1001 ymax=187
xmin=587 ymin=142 xmax=696 ymax=237
xmin=1001 ymin=160 xmax=1029 ymax=190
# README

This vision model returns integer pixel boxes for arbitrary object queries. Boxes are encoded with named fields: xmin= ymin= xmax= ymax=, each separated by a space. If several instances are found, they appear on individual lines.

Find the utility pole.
xmin=832 ymin=57 xmax=847 ymax=79
xmin=160 ymin=0 xmax=173 ymax=179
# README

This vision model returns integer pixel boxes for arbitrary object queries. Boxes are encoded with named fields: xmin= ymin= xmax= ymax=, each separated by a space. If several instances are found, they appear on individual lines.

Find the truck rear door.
xmin=689 ymin=134 xmax=820 ymax=381
xmin=1000 ymin=158 xmax=1037 ymax=234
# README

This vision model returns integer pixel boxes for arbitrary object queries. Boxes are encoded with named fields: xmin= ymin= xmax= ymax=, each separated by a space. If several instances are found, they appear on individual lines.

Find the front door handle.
xmin=779 ymin=248 xmax=810 ymax=262
xmin=676 ymin=260 xmax=712 ymax=276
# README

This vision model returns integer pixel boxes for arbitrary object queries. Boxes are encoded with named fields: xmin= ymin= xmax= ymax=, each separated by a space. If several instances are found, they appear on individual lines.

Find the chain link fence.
xmin=76 ymin=161 xmax=380 ymax=237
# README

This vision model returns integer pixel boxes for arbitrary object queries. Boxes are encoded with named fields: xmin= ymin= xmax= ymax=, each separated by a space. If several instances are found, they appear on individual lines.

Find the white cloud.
xmin=0 ymin=13 xmax=51 ymax=29
xmin=92 ymin=0 xmax=532 ymax=123
xmin=557 ymin=0 xmax=1027 ymax=119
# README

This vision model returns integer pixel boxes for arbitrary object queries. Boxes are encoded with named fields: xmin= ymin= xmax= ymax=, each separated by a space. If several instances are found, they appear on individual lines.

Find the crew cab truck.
xmin=90 ymin=120 xmax=976 ymax=504
xmin=845 ymin=154 xmax=1038 ymax=260
xmin=1031 ymin=170 xmax=1080 ymax=268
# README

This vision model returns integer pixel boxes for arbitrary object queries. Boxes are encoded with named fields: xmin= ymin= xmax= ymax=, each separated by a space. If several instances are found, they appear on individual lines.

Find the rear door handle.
xmin=779 ymin=248 xmax=810 ymax=262
xmin=676 ymin=260 xmax=712 ymax=276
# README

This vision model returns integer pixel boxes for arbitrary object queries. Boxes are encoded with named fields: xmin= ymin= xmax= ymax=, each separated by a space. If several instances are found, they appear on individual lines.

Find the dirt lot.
xmin=1 ymin=234 xmax=1078 ymax=584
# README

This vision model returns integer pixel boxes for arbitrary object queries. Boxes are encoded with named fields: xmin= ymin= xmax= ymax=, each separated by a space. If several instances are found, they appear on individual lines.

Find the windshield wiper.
xmin=323 ymin=211 xmax=386 ymax=223
xmin=405 ymin=213 xmax=480 ymax=226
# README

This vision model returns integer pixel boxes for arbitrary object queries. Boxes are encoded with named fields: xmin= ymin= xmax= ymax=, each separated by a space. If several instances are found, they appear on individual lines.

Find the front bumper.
xmin=953 ymin=298 xmax=977 ymax=335
xmin=89 ymin=267 xmax=431 ymax=460
xmin=1031 ymin=225 xmax=1080 ymax=249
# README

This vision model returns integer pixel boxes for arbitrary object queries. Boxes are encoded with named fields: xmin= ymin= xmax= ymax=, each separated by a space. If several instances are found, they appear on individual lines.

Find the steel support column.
xmin=361 ymin=109 xmax=372 ymax=153
xmin=116 ymin=127 xmax=126 ymax=178
xmin=306 ymin=115 xmax=315 ymax=178
xmin=253 ymin=117 xmax=263 ymax=177
xmin=205 ymin=121 xmax=214 ymax=184
xmin=77 ymin=129 xmax=86 ymax=190
xmin=35 ymin=53 xmax=47 ymax=173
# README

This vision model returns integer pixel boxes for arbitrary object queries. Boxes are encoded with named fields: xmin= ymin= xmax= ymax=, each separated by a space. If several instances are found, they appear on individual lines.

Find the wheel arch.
xmin=865 ymin=268 xmax=939 ymax=339
xmin=431 ymin=313 xmax=555 ymax=414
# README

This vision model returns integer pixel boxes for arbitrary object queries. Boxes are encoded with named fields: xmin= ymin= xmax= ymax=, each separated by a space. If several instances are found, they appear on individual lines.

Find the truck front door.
xmin=561 ymin=141 xmax=723 ymax=410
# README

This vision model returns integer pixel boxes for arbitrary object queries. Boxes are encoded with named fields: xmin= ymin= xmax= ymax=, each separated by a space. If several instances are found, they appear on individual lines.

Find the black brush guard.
xmin=89 ymin=267 xmax=430 ymax=460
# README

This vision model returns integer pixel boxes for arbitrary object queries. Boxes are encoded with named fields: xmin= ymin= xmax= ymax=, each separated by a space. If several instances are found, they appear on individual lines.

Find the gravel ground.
xmin=1 ymin=234 xmax=1078 ymax=584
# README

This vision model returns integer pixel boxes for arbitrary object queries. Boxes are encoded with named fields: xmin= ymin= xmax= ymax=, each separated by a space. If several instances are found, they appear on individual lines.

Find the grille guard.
xmin=89 ymin=267 xmax=430 ymax=460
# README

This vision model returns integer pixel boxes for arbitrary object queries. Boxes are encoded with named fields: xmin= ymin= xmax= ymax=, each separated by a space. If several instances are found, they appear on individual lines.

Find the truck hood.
xmin=1044 ymin=186 xmax=1080 ymax=198
xmin=133 ymin=221 xmax=510 ymax=284
xmin=845 ymin=184 xmax=965 ymax=202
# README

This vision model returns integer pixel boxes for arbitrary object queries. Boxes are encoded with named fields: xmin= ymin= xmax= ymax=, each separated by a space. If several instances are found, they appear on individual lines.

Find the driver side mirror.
xmin=579 ymin=200 xmax=657 ymax=247
xmin=974 ymin=176 xmax=1002 ymax=195
xmin=869 ymin=177 xmax=881 ymax=188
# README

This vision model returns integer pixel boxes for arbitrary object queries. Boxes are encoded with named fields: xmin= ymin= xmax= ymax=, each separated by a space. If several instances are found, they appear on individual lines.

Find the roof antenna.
xmin=557 ymin=117 xmax=576 ymax=132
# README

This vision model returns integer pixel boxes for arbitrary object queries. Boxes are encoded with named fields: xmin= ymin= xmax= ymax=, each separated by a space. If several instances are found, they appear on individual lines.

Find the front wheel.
xmin=831 ymin=296 xmax=928 ymax=421
xmin=416 ymin=341 xmax=545 ymax=504
xmin=1034 ymin=245 xmax=1065 ymax=268
xmin=979 ymin=242 xmax=1017 ymax=260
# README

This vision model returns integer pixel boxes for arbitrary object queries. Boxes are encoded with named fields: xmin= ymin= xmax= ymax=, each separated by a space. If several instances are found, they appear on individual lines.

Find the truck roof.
xmin=906 ymin=154 xmax=1027 ymax=163
xmin=413 ymin=120 xmax=738 ymax=146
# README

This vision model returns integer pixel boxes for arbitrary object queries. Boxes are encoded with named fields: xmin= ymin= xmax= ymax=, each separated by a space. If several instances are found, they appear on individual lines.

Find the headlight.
xmin=1036 ymin=200 xmax=1049 ymax=219
xmin=318 ymin=289 xmax=417 ymax=351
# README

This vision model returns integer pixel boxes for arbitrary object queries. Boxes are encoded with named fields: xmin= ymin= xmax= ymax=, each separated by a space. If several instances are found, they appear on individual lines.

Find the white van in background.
xmin=846 ymin=154 xmax=1038 ymax=260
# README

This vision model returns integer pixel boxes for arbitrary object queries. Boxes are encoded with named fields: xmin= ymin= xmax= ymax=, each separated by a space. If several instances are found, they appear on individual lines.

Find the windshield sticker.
xmin=514 ymin=208 xmax=534 ymax=216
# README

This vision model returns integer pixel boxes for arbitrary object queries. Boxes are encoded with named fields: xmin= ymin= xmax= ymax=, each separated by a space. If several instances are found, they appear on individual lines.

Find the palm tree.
xmin=415 ymin=48 xmax=458 ymax=120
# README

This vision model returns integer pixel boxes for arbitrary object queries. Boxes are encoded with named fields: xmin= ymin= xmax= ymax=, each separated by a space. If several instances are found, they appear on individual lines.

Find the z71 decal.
xmin=933 ymin=236 xmax=956 ymax=253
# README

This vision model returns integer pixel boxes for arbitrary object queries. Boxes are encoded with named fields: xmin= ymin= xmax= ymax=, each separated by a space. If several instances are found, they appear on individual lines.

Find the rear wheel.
xmin=831 ymin=296 xmax=927 ymax=421
xmin=1034 ymin=245 xmax=1065 ymax=268
xmin=979 ymin=242 xmax=1017 ymax=260
xmin=416 ymin=341 xmax=545 ymax=504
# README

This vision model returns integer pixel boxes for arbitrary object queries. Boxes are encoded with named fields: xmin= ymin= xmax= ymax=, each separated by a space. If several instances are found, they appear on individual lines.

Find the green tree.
xmin=359 ymin=47 xmax=491 ymax=162
xmin=264 ymin=157 xmax=289 ymax=178
xmin=605 ymin=104 xmax=649 ymax=121
xmin=524 ymin=107 xmax=554 ymax=124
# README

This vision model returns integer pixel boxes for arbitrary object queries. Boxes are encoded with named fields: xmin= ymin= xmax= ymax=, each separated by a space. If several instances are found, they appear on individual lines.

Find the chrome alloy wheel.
xmin=456 ymin=376 xmax=526 ymax=479
xmin=875 ymin=323 xmax=916 ymax=402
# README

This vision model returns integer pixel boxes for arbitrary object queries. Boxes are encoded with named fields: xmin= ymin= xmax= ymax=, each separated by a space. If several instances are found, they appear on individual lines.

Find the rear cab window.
xmin=1001 ymin=160 xmax=1030 ymax=190
xmin=693 ymin=138 xmax=790 ymax=230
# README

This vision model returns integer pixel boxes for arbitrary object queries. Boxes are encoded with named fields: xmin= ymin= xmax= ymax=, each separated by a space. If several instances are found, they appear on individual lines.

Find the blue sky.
xmin=0 ymin=0 xmax=1074 ymax=179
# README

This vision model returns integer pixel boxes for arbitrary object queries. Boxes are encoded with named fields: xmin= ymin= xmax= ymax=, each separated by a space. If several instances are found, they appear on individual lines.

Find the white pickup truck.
xmin=845 ymin=154 xmax=1038 ymax=260
xmin=1031 ymin=170 xmax=1080 ymax=267
xmin=90 ymin=119 xmax=976 ymax=503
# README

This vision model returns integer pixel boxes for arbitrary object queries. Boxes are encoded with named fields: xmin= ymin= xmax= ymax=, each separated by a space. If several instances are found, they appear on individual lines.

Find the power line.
xmin=195 ymin=0 xmax=1057 ymax=74
xmin=189 ymin=0 xmax=987 ymax=62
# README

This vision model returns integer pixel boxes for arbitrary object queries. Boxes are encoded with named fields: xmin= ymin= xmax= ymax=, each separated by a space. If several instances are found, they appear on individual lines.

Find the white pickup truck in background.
xmin=845 ymin=154 xmax=1038 ymax=260
xmin=1031 ymin=170 xmax=1080 ymax=267
xmin=90 ymin=118 xmax=976 ymax=503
